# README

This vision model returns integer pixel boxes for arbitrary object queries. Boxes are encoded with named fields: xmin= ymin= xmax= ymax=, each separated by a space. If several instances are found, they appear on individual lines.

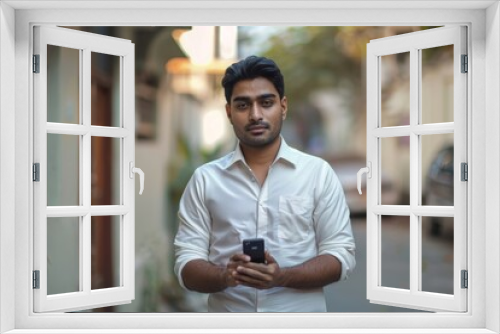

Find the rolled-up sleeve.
xmin=174 ymin=168 xmax=212 ymax=289
xmin=313 ymin=162 xmax=356 ymax=281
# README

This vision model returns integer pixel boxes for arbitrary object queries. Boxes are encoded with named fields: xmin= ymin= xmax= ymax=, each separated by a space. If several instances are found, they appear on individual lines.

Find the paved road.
xmin=325 ymin=217 xmax=454 ymax=312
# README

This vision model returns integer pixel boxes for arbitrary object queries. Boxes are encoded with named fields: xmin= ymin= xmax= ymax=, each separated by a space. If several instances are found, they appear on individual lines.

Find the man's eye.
xmin=236 ymin=103 xmax=247 ymax=109
xmin=262 ymin=100 xmax=274 ymax=107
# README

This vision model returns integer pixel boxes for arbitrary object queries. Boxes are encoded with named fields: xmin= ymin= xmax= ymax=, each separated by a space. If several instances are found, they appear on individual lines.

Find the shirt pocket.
xmin=278 ymin=195 xmax=314 ymax=242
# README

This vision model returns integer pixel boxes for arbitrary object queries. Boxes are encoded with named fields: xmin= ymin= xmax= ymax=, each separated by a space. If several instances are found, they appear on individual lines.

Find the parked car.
xmin=329 ymin=157 xmax=398 ymax=216
xmin=423 ymin=145 xmax=454 ymax=238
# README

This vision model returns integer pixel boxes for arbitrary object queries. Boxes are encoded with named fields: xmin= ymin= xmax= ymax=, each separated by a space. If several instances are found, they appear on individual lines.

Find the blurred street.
xmin=46 ymin=26 xmax=458 ymax=313
xmin=325 ymin=217 xmax=454 ymax=312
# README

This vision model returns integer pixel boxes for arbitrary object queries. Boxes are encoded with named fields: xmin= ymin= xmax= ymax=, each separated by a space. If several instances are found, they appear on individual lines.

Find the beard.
xmin=236 ymin=118 xmax=283 ymax=148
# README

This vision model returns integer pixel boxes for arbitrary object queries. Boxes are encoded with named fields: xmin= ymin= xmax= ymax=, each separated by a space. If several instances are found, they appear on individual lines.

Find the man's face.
xmin=225 ymin=77 xmax=287 ymax=148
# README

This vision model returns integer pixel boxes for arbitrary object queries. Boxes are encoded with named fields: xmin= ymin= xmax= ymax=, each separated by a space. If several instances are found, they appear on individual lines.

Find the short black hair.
xmin=221 ymin=56 xmax=285 ymax=103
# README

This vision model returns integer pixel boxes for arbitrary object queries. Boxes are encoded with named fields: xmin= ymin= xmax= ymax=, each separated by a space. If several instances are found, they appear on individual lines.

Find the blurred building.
xmin=128 ymin=26 xmax=238 ymax=312
xmin=47 ymin=26 xmax=238 ymax=312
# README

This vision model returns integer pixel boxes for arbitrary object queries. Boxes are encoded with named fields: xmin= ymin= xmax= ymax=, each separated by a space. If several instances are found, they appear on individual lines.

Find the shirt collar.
xmin=224 ymin=136 xmax=298 ymax=169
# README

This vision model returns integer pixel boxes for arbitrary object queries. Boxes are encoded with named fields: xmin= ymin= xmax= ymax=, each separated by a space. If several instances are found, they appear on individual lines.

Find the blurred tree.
xmin=255 ymin=26 xmax=370 ymax=152
xmin=261 ymin=27 xmax=362 ymax=107
xmin=240 ymin=26 xmax=435 ymax=154
xmin=258 ymin=27 xmax=428 ymax=113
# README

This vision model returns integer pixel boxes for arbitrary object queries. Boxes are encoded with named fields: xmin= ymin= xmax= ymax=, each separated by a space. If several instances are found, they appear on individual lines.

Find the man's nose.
xmin=249 ymin=103 xmax=263 ymax=121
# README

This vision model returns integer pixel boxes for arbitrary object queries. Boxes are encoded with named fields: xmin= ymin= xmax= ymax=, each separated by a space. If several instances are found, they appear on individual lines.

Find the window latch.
xmin=357 ymin=161 xmax=372 ymax=195
xmin=129 ymin=162 xmax=145 ymax=195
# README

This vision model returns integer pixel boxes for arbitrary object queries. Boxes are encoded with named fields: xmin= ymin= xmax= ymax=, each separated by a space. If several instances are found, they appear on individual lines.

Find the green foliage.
xmin=253 ymin=26 xmax=439 ymax=120
xmin=167 ymin=134 xmax=225 ymax=206
xmin=139 ymin=261 xmax=161 ymax=312
xmin=262 ymin=27 xmax=362 ymax=105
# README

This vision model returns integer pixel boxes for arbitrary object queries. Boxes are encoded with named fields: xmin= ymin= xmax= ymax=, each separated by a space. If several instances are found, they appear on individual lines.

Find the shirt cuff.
xmin=174 ymin=241 xmax=209 ymax=290
xmin=320 ymin=248 xmax=356 ymax=281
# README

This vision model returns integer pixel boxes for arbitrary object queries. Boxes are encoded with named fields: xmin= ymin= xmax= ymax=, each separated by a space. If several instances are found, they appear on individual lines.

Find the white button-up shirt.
xmin=174 ymin=139 xmax=356 ymax=312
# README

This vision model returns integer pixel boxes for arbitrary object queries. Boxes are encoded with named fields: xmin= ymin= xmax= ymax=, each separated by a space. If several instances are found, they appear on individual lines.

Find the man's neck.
xmin=240 ymin=137 xmax=282 ymax=169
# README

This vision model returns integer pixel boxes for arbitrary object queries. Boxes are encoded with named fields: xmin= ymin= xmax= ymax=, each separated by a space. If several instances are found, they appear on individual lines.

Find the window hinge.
xmin=461 ymin=162 xmax=468 ymax=181
xmin=33 ymin=163 xmax=40 ymax=182
xmin=33 ymin=54 xmax=40 ymax=73
xmin=461 ymin=54 xmax=468 ymax=73
xmin=33 ymin=270 xmax=40 ymax=289
xmin=461 ymin=270 xmax=468 ymax=289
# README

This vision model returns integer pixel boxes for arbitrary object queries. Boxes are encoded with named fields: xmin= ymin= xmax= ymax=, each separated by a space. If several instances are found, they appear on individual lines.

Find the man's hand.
xmin=233 ymin=252 xmax=283 ymax=289
xmin=225 ymin=253 xmax=252 ymax=288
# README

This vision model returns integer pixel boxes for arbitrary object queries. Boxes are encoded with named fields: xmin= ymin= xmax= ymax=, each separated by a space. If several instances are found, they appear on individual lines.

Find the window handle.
xmin=129 ymin=162 xmax=145 ymax=195
xmin=357 ymin=161 xmax=372 ymax=195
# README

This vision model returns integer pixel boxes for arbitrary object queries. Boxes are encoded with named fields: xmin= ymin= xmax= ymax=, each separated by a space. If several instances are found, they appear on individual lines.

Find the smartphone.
xmin=242 ymin=238 xmax=265 ymax=264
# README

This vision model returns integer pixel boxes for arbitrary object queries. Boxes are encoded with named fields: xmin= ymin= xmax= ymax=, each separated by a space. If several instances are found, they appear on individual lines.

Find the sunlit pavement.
xmin=325 ymin=217 xmax=454 ymax=313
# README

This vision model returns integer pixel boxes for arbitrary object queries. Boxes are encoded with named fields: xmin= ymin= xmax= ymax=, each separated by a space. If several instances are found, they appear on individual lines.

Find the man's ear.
xmin=281 ymin=96 xmax=288 ymax=120
xmin=225 ymin=103 xmax=233 ymax=124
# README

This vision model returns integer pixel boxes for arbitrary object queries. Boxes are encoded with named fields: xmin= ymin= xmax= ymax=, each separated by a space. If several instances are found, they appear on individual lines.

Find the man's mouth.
xmin=246 ymin=123 xmax=269 ymax=132
xmin=247 ymin=124 xmax=268 ymax=135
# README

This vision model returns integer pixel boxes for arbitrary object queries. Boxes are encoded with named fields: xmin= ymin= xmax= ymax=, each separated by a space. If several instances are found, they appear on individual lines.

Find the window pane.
xmin=421 ymin=45 xmax=454 ymax=124
xmin=91 ymin=216 xmax=121 ymax=290
xmin=47 ymin=45 xmax=80 ymax=124
xmin=47 ymin=134 xmax=79 ymax=206
xmin=381 ymin=52 xmax=410 ymax=127
xmin=381 ymin=137 xmax=409 ymax=205
xmin=91 ymin=137 xmax=121 ymax=206
xmin=381 ymin=215 xmax=410 ymax=290
xmin=421 ymin=216 xmax=454 ymax=294
xmin=48 ymin=217 xmax=80 ymax=295
xmin=422 ymin=134 xmax=454 ymax=206
xmin=91 ymin=52 xmax=121 ymax=127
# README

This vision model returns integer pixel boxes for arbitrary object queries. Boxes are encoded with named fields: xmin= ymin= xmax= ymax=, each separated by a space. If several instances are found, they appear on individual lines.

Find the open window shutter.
xmin=365 ymin=26 xmax=467 ymax=312
xmin=33 ymin=26 xmax=137 ymax=312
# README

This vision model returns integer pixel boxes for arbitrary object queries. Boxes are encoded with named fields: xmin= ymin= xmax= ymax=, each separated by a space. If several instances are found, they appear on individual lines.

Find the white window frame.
xmin=33 ymin=25 xmax=136 ymax=313
xmin=0 ymin=1 xmax=499 ymax=333
xmin=366 ymin=26 xmax=468 ymax=312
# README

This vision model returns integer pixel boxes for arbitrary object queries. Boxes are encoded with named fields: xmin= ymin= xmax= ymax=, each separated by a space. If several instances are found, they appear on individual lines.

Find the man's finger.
xmin=233 ymin=270 xmax=270 ymax=287
xmin=240 ymin=261 xmax=266 ymax=271
xmin=235 ymin=266 xmax=272 ymax=281
xmin=230 ymin=253 xmax=251 ymax=263
xmin=226 ymin=269 xmax=238 ymax=287
xmin=265 ymin=251 xmax=276 ymax=264
xmin=236 ymin=265 xmax=262 ymax=278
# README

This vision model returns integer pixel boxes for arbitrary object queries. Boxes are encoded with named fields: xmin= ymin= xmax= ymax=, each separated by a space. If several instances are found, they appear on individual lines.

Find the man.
xmin=174 ymin=56 xmax=355 ymax=312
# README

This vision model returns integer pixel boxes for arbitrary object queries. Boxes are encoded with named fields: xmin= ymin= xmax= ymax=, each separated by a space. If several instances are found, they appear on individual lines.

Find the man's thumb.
xmin=265 ymin=251 xmax=276 ymax=264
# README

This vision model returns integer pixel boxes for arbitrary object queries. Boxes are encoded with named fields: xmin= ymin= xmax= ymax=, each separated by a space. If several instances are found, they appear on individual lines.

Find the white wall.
xmin=2 ymin=3 xmax=497 ymax=331
xmin=0 ymin=2 xmax=16 ymax=333
xmin=486 ymin=2 xmax=500 ymax=333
